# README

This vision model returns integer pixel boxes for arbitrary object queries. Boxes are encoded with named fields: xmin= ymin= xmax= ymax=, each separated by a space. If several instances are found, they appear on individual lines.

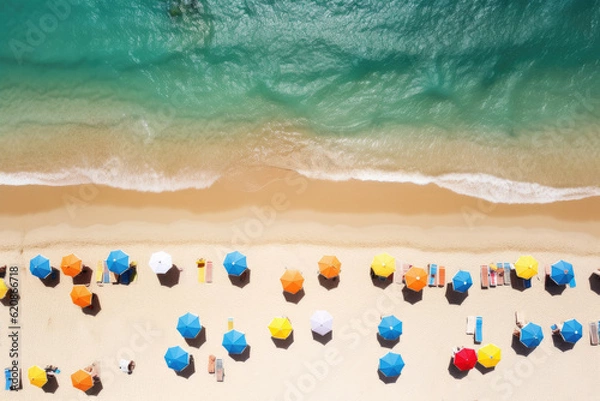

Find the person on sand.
xmin=84 ymin=363 xmax=100 ymax=381
xmin=44 ymin=365 xmax=59 ymax=376
xmin=208 ymin=355 xmax=216 ymax=374
xmin=119 ymin=359 xmax=135 ymax=374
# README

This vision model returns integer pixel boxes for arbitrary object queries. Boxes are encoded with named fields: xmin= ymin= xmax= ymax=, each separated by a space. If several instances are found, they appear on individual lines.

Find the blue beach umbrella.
xmin=550 ymin=260 xmax=574 ymax=286
xmin=560 ymin=319 xmax=583 ymax=344
xmin=223 ymin=251 xmax=248 ymax=276
xmin=29 ymin=254 xmax=52 ymax=279
xmin=164 ymin=346 xmax=190 ymax=372
xmin=177 ymin=313 xmax=202 ymax=339
xmin=222 ymin=329 xmax=247 ymax=354
xmin=378 ymin=352 xmax=405 ymax=377
xmin=452 ymin=270 xmax=473 ymax=293
xmin=520 ymin=323 xmax=544 ymax=348
xmin=378 ymin=315 xmax=403 ymax=340
xmin=106 ymin=249 xmax=129 ymax=275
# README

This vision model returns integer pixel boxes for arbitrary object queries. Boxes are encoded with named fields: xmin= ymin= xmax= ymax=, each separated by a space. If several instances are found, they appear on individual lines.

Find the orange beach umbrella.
xmin=318 ymin=255 xmax=341 ymax=279
xmin=70 ymin=285 xmax=93 ymax=308
xmin=405 ymin=266 xmax=428 ymax=292
xmin=61 ymin=253 xmax=83 ymax=277
xmin=280 ymin=269 xmax=304 ymax=294
xmin=71 ymin=369 xmax=93 ymax=391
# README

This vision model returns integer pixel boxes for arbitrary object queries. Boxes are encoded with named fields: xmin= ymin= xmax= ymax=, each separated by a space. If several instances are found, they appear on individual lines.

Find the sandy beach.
xmin=0 ymin=173 xmax=599 ymax=401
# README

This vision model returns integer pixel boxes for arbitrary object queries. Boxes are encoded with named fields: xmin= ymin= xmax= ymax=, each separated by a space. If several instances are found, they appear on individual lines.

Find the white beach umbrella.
xmin=149 ymin=251 xmax=173 ymax=274
xmin=310 ymin=310 xmax=333 ymax=336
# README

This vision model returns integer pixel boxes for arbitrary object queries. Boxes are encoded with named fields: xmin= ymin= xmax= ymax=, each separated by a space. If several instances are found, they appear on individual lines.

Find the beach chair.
xmin=480 ymin=265 xmax=489 ymax=288
xmin=437 ymin=266 xmax=445 ymax=287
xmin=227 ymin=317 xmax=234 ymax=331
xmin=589 ymin=322 xmax=599 ymax=346
xmin=206 ymin=261 xmax=213 ymax=283
xmin=208 ymin=355 xmax=216 ymax=374
xmin=466 ymin=316 xmax=476 ymax=335
xmin=544 ymin=265 xmax=551 ymax=277
xmin=96 ymin=261 xmax=104 ymax=286
xmin=401 ymin=263 xmax=411 ymax=283
xmin=503 ymin=263 xmax=511 ymax=286
xmin=394 ymin=263 xmax=404 ymax=284
xmin=474 ymin=316 xmax=483 ymax=343
xmin=489 ymin=267 xmax=497 ymax=287
xmin=4 ymin=368 xmax=10 ymax=390
xmin=515 ymin=311 xmax=526 ymax=328
xmin=216 ymin=359 xmax=224 ymax=382
xmin=496 ymin=264 xmax=505 ymax=286
xmin=523 ymin=278 xmax=532 ymax=289
xmin=428 ymin=264 xmax=437 ymax=287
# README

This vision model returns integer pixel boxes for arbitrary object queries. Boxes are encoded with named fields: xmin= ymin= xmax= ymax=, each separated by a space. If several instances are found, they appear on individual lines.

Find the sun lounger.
xmin=208 ymin=355 xmax=216 ymax=373
xmin=96 ymin=261 xmax=104 ymax=286
xmin=394 ymin=263 xmax=404 ymax=284
xmin=206 ymin=261 xmax=213 ymax=283
xmin=4 ymin=368 xmax=10 ymax=390
xmin=466 ymin=316 xmax=475 ymax=335
xmin=228 ymin=317 xmax=234 ymax=331
xmin=437 ymin=266 xmax=445 ymax=287
xmin=474 ymin=316 xmax=483 ymax=343
xmin=515 ymin=311 xmax=526 ymax=328
xmin=489 ymin=267 xmax=497 ymax=287
xmin=198 ymin=265 xmax=205 ymax=283
xmin=216 ymin=359 xmax=224 ymax=382
xmin=480 ymin=265 xmax=489 ymax=288
xmin=545 ymin=265 xmax=551 ymax=276
xmin=503 ymin=263 xmax=511 ymax=286
xmin=589 ymin=322 xmax=599 ymax=346
xmin=496 ymin=265 xmax=505 ymax=286
xmin=401 ymin=263 xmax=412 ymax=283
xmin=523 ymin=278 xmax=532 ymax=289
xmin=428 ymin=264 xmax=437 ymax=287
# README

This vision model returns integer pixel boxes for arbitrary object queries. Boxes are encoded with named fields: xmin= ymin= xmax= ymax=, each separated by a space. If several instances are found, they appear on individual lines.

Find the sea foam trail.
xmin=0 ymin=169 xmax=599 ymax=205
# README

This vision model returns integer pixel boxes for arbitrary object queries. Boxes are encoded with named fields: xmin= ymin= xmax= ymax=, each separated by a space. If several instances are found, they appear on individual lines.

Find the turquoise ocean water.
xmin=1 ymin=0 xmax=600 ymax=202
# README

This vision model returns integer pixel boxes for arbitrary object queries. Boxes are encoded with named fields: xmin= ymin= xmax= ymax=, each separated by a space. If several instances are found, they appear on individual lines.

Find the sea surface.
xmin=1 ymin=0 xmax=600 ymax=203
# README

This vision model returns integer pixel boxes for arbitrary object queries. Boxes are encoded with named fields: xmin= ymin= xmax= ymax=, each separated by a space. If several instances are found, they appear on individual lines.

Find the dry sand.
xmin=0 ymin=172 xmax=599 ymax=401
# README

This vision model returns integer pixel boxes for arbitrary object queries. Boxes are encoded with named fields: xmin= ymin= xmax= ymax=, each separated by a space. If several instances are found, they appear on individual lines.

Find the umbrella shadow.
xmin=1 ymin=289 xmax=17 ymax=306
xmin=176 ymin=355 xmax=195 ymax=379
xmin=312 ymin=331 xmax=333 ymax=345
xmin=475 ymin=364 xmax=495 ymax=375
xmin=377 ymin=370 xmax=399 ymax=384
xmin=42 ymin=375 xmax=59 ymax=393
xmin=230 ymin=345 xmax=251 ymax=362
xmin=158 ymin=266 xmax=180 ymax=287
xmin=376 ymin=333 xmax=400 ymax=348
xmin=370 ymin=269 xmax=392 ymax=289
xmin=402 ymin=286 xmax=423 ymax=304
xmin=551 ymin=334 xmax=576 ymax=352
xmin=509 ymin=271 xmax=527 ymax=292
xmin=318 ymin=275 xmax=340 ymax=290
xmin=445 ymin=284 xmax=468 ymax=305
xmin=588 ymin=273 xmax=600 ymax=295
xmin=511 ymin=335 xmax=534 ymax=356
xmin=185 ymin=327 xmax=206 ymax=348
xmin=82 ymin=294 xmax=102 ymax=316
xmin=544 ymin=276 xmax=566 ymax=296
xmin=283 ymin=289 xmax=305 ymax=304
xmin=272 ymin=332 xmax=294 ymax=349
xmin=85 ymin=379 xmax=103 ymax=396
xmin=41 ymin=268 xmax=60 ymax=288
xmin=447 ymin=359 xmax=469 ymax=379
xmin=228 ymin=269 xmax=251 ymax=288
xmin=73 ymin=265 xmax=93 ymax=286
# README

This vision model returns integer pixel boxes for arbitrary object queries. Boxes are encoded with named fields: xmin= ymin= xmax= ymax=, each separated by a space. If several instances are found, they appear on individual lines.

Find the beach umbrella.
xmin=268 ymin=317 xmax=293 ymax=340
xmin=223 ymin=251 xmax=248 ymax=276
xmin=371 ymin=253 xmax=395 ymax=278
xmin=520 ymin=322 xmax=544 ymax=348
xmin=378 ymin=352 xmax=405 ymax=377
xmin=222 ymin=329 xmax=248 ymax=354
xmin=550 ymin=260 xmax=574 ymax=286
xmin=280 ymin=269 xmax=304 ymax=294
xmin=310 ymin=310 xmax=333 ymax=336
xmin=452 ymin=270 xmax=473 ymax=293
xmin=453 ymin=347 xmax=477 ymax=371
xmin=149 ymin=251 xmax=172 ymax=274
xmin=477 ymin=344 xmax=502 ymax=368
xmin=164 ymin=346 xmax=190 ymax=372
xmin=560 ymin=319 xmax=583 ymax=344
xmin=0 ymin=278 xmax=8 ymax=299
xmin=515 ymin=255 xmax=538 ymax=280
xmin=70 ymin=285 xmax=93 ymax=308
xmin=71 ymin=369 xmax=93 ymax=391
xmin=318 ymin=255 xmax=341 ymax=279
xmin=28 ymin=365 xmax=48 ymax=388
xmin=405 ymin=266 xmax=428 ymax=292
xmin=60 ymin=253 xmax=82 ymax=277
xmin=378 ymin=315 xmax=403 ymax=340
xmin=106 ymin=249 xmax=129 ymax=275
xmin=177 ymin=312 xmax=202 ymax=339
xmin=29 ymin=254 xmax=52 ymax=279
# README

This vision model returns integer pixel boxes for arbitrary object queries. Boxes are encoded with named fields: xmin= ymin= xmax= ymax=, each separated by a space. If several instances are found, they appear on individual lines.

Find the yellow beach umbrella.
xmin=0 ymin=278 xmax=8 ymax=299
xmin=268 ymin=317 xmax=293 ymax=340
xmin=61 ymin=253 xmax=83 ymax=277
xmin=405 ymin=266 xmax=428 ymax=292
xmin=28 ymin=365 xmax=48 ymax=388
xmin=318 ymin=255 xmax=341 ymax=279
xmin=515 ymin=255 xmax=538 ymax=280
xmin=371 ymin=253 xmax=396 ymax=278
xmin=477 ymin=343 xmax=502 ymax=368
